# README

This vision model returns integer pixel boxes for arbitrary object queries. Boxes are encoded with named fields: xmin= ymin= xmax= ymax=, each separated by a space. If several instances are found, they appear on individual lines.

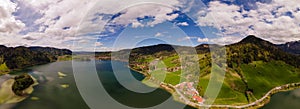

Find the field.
xmin=241 ymin=61 xmax=300 ymax=99
xmin=0 ymin=63 xmax=10 ymax=75
xmin=139 ymin=53 xmax=300 ymax=105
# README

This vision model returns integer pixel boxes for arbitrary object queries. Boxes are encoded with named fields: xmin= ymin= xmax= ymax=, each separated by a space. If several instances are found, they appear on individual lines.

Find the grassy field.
xmin=0 ymin=63 xmax=10 ymax=75
xmin=211 ymin=60 xmax=300 ymax=105
xmin=57 ymin=55 xmax=73 ymax=61
xmin=141 ymin=58 xmax=300 ymax=105
xmin=196 ymin=64 xmax=249 ymax=105
xmin=133 ymin=51 xmax=300 ymax=106
xmin=162 ymin=55 xmax=179 ymax=68
xmin=144 ymin=60 xmax=182 ymax=86
xmin=164 ymin=71 xmax=182 ymax=85
xmin=241 ymin=61 xmax=300 ymax=99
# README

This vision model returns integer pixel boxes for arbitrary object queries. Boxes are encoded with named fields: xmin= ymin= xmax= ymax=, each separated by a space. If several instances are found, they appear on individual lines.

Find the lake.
xmin=1 ymin=60 xmax=299 ymax=109
xmin=2 ymin=61 xmax=194 ymax=109
xmin=262 ymin=88 xmax=300 ymax=109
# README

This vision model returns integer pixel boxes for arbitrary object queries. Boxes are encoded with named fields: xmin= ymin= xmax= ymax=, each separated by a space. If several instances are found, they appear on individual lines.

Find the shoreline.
xmin=206 ymin=83 xmax=300 ymax=109
xmin=0 ymin=74 xmax=38 ymax=105
xmin=54 ymin=59 xmax=300 ymax=108
xmin=128 ymin=64 xmax=300 ymax=109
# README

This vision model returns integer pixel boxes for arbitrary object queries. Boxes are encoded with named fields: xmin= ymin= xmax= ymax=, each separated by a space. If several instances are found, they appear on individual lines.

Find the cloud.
xmin=2 ymin=0 xmax=299 ymax=51
xmin=95 ymin=46 xmax=123 ymax=51
xmin=177 ymin=36 xmax=197 ymax=41
xmin=209 ymin=36 xmax=244 ymax=45
xmin=113 ymin=4 xmax=179 ymax=28
xmin=95 ymin=42 xmax=103 ymax=46
xmin=16 ymin=0 xmax=182 ymax=51
xmin=196 ymin=0 xmax=300 ymax=44
xmin=197 ymin=37 xmax=209 ymax=43
xmin=0 ymin=0 xmax=186 ymax=51
xmin=22 ymin=35 xmax=37 ymax=40
xmin=20 ymin=0 xmax=58 ymax=10
xmin=155 ymin=32 xmax=163 ymax=37
xmin=177 ymin=22 xmax=189 ymax=26
xmin=0 ymin=0 xmax=25 ymax=33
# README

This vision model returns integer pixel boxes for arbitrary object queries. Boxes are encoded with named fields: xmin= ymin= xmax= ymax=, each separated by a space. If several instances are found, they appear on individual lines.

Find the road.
xmin=173 ymin=82 xmax=300 ymax=108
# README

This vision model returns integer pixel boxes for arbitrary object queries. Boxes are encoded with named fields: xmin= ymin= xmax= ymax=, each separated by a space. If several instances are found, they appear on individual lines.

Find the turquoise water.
xmin=7 ymin=61 xmax=193 ymax=109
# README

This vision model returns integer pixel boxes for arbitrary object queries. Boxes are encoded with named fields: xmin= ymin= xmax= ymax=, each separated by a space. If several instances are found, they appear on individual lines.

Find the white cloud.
xmin=177 ymin=36 xmax=197 ymax=41
xmin=19 ymin=0 xmax=182 ymax=51
xmin=34 ymin=0 xmax=97 ymax=35
xmin=209 ymin=36 xmax=244 ymax=45
xmin=0 ymin=0 xmax=186 ymax=51
xmin=113 ymin=4 xmax=179 ymax=28
xmin=95 ymin=42 xmax=103 ymax=46
xmin=197 ymin=37 xmax=209 ymax=43
xmin=19 ymin=0 xmax=57 ymax=10
xmin=177 ymin=22 xmax=189 ymax=26
xmin=3 ymin=0 xmax=299 ymax=51
xmin=196 ymin=0 xmax=300 ymax=44
xmin=155 ymin=32 xmax=163 ymax=37
xmin=0 ymin=0 xmax=25 ymax=33
xmin=0 ymin=0 xmax=102 ymax=50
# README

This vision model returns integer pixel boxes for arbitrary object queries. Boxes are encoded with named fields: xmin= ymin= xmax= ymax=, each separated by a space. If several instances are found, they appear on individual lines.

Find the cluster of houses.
xmin=175 ymin=82 xmax=205 ymax=104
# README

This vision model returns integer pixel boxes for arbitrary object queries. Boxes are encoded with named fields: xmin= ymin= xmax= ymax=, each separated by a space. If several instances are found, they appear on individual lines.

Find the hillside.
xmin=0 ymin=45 xmax=72 ymax=74
xmin=227 ymin=35 xmax=300 ymax=68
xmin=121 ymin=35 xmax=300 ymax=105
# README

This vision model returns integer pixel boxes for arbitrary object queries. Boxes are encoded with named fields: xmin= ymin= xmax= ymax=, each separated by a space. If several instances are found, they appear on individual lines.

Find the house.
xmin=193 ymin=95 xmax=203 ymax=103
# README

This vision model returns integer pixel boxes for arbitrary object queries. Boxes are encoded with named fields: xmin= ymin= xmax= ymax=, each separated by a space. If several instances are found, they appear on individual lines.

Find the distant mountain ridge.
xmin=87 ymin=35 xmax=300 ymax=68
xmin=29 ymin=46 xmax=72 ymax=56
xmin=277 ymin=41 xmax=300 ymax=55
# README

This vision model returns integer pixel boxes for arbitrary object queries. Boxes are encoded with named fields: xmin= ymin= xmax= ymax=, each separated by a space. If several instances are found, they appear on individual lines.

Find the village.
xmin=175 ymin=82 xmax=205 ymax=104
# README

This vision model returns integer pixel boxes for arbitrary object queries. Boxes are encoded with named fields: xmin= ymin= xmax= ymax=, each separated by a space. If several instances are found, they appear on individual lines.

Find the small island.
xmin=12 ymin=74 xmax=35 ymax=96
xmin=0 ymin=46 xmax=71 ymax=105
xmin=0 ymin=74 xmax=38 ymax=105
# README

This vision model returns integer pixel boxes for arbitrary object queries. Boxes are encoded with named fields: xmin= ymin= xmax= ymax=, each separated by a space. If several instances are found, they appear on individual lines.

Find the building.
xmin=193 ymin=95 xmax=204 ymax=104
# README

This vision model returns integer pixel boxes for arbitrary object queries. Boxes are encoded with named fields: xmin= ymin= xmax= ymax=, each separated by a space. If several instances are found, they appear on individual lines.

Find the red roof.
xmin=193 ymin=95 xmax=203 ymax=103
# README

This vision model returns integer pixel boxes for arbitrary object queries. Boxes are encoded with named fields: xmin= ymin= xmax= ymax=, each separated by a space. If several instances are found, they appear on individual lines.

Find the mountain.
xmin=238 ymin=35 xmax=273 ymax=46
xmin=277 ymin=41 xmax=300 ymax=55
xmin=116 ymin=35 xmax=300 ymax=106
xmin=0 ymin=45 xmax=72 ymax=73
xmin=227 ymin=35 xmax=300 ymax=68
xmin=29 ymin=46 xmax=72 ymax=56
xmin=126 ymin=35 xmax=299 ymax=69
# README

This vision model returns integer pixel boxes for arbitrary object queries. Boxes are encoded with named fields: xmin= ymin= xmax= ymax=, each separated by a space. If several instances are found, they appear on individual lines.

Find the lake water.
xmin=3 ymin=61 xmax=194 ymax=109
xmin=1 ymin=60 xmax=299 ymax=109
xmin=262 ymin=88 xmax=300 ymax=109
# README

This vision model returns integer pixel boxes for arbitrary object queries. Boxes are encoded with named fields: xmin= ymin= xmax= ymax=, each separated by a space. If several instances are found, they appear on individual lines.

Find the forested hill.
xmin=125 ymin=35 xmax=300 ymax=105
xmin=0 ymin=45 xmax=72 ymax=71
xmin=126 ymin=35 xmax=300 ymax=72
xmin=28 ymin=46 xmax=72 ymax=56
xmin=227 ymin=35 xmax=300 ymax=68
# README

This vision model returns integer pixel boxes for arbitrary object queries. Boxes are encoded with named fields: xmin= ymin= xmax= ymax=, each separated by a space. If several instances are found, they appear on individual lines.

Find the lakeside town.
xmin=175 ymin=82 xmax=205 ymax=104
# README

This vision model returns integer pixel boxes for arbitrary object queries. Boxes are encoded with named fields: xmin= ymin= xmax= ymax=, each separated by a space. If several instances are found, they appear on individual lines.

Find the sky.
xmin=0 ymin=0 xmax=299 ymax=51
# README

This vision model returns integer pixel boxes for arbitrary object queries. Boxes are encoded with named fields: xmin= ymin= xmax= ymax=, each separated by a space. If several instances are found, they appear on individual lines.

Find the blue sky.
xmin=97 ymin=11 xmax=218 ymax=49
xmin=0 ymin=0 xmax=299 ymax=51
